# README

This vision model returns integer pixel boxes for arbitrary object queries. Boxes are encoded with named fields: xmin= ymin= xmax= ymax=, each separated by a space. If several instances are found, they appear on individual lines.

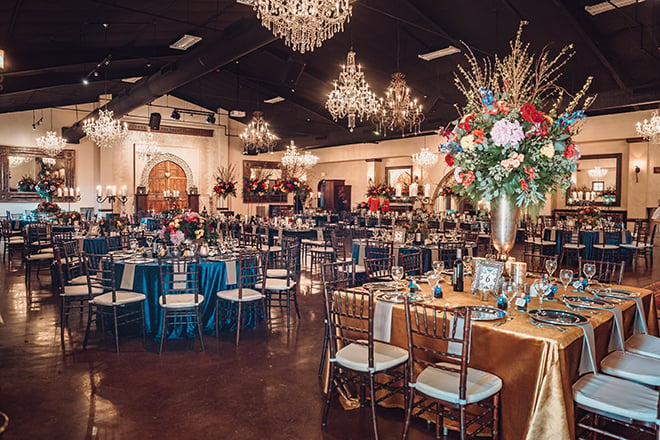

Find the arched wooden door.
xmin=147 ymin=160 xmax=187 ymax=212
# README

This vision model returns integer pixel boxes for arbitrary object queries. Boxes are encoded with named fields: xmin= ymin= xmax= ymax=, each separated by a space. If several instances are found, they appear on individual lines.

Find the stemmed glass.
xmin=391 ymin=266 xmax=404 ymax=292
xmin=534 ymin=278 xmax=551 ymax=309
xmin=129 ymin=238 xmax=139 ymax=255
xmin=462 ymin=254 xmax=473 ymax=277
xmin=501 ymin=280 xmax=518 ymax=316
xmin=583 ymin=263 xmax=596 ymax=285
xmin=545 ymin=258 xmax=558 ymax=280
xmin=145 ymin=235 xmax=154 ymax=249
xmin=559 ymin=269 xmax=573 ymax=296
xmin=432 ymin=260 xmax=445 ymax=276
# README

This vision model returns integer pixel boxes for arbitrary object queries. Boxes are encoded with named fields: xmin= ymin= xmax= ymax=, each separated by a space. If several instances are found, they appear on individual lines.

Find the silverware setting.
xmin=529 ymin=317 xmax=568 ymax=332
xmin=564 ymin=303 xmax=601 ymax=315
xmin=493 ymin=316 xmax=515 ymax=327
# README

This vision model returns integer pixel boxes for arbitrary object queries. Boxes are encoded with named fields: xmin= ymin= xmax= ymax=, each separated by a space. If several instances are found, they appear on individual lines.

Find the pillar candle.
xmin=121 ymin=185 xmax=127 ymax=197
xmin=409 ymin=183 xmax=418 ymax=197
xmin=424 ymin=184 xmax=431 ymax=198
xmin=96 ymin=185 xmax=102 ymax=197
xmin=57 ymin=187 xmax=62 ymax=197
xmin=395 ymin=184 xmax=402 ymax=198
xmin=76 ymin=187 xmax=81 ymax=196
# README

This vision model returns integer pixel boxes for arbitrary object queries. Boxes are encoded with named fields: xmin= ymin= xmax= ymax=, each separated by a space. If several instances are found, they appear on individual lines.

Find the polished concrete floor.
xmin=0 ymin=246 xmax=658 ymax=440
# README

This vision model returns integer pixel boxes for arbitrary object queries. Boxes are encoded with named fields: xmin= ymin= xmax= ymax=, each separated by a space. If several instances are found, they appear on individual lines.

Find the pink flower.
xmin=170 ymin=230 xmax=185 ymax=245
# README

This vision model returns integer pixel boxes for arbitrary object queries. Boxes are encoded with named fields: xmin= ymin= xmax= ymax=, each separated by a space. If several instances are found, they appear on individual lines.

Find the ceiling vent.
xmin=169 ymin=34 xmax=202 ymax=51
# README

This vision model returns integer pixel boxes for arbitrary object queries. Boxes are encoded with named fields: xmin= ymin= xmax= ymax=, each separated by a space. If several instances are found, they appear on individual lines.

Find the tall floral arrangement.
xmin=17 ymin=176 xmax=36 ymax=192
xmin=576 ymin=205 xmax=601 ymax=229
xmin=440 ymin=24 xmax=596 ymax=214
xmin=273 ymin=176 xmax=305 ymax=194
xmin=243 ymin=177 xmax=269 ymax=197
xmin=213 ymin=164 xmax=238 ymax=198
xmin=34 ymin=201 xmax=61 ymax=214
xmin=366 ymin=183 xmax=395 ymax=200
xmin=34 ymin=175 xmax=63 ymax=199
xmin=158 ymin=211 xmax=218 ymax=245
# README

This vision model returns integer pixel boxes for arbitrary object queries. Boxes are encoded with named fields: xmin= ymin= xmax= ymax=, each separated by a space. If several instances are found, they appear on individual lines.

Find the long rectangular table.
xmin=346 ymin=280 xmax=657 ymax=439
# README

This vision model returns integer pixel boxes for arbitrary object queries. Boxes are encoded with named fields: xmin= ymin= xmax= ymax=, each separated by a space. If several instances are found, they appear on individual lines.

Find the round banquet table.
xmin=113 ymin=258 xmax=259 ymax=338
xmin=544 ymin=228 xmax=631 ymax=260
xmin=268 ymin=227 xmax=319 ymax=246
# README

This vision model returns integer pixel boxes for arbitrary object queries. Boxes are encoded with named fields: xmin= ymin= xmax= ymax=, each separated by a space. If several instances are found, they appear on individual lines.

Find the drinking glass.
xmin=583 ymin=263 xmax=596 ymax=284
xmin=545 ymin=258 xmax=558 ymax=279
xmin=559 ymin=269 xmax=573 ymax=296
xmin=432 ymin=260 xmax=445 ymax=276
xmin=129 ymin=238 xmax=139 ymax=254
xmin=502 ymin=280 xmax=518 ymax=314
xmin=391 ymin=266 xmax=404 ymax=291
xmin=462 ymin=255 xmax=473 ymax=277
xmin=145 ymin=235 xmax=154 ymax=249
xmin=534 ymin=278 xmax=551 ymax=309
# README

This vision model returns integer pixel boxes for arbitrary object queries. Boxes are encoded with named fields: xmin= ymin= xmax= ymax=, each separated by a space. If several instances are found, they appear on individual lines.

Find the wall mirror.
xmin=386 ymin=166 xmax=412 ymax=188
xmin=0 ymin=146 xmax=76 ymax=202
xmin=566 ymin=153 xmax=621 ymax=206
xmin=242 ymin=160 xmax=286 ymax=204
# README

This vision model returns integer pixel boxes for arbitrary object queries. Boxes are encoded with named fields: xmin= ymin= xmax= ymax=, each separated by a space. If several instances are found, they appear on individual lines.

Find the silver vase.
xmin=490 ymin=193 xmax=520 ymax=260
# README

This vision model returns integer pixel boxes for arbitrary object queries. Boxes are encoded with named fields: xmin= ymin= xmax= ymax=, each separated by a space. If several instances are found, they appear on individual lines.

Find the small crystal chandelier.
xmin=135 ymin=128 xmax=161 ymax=160
xmin=281 ymin=140 xmax=319 ymax=170
xmin=636 ymin=110 xmax=660 ymax=144
xmin=372 ymin=72 xmax=424 ymax=136
xmin=254 ymin=0 xmax=351 ymax=53
xmin=82 ymin=108 xmax=128 ymax=149
xmin=240 ymin=111 xmax=277 ymax=154
xmin=36 ymin=131 xmax=67 ymax=157
xmin=326 ymin=50 xmax=379 ymax=132
xmin=587 ymin=166 xmax=608 ymax=179
xmin=300 ymin=150 xmax=319 ymax=168
xmin=412 ymin=147 xmax=438 ymax=169
xmin=8 ymin=156 xmax=31 ymax=167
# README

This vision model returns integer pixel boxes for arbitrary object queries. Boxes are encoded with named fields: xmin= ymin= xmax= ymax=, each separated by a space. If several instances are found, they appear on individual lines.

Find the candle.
xmin=510 ymin=262 xmax=527 ymax=286
xmin=96 ymin=185 xmax=102 ymax=197
xmin=57 ymin=187 xmax=62 ymax=198
xmin=121 ymin=185 xmax=127 ymax=197
xmin=112 ymin=185 xmax=117 ymax=196
xmin=106 ymin=185 xmax=111 ymax=197
xmin=395 ymin=184 xmax=402 ymax=198
xmin=409 ymin=182 xmax=418 ymax=197
xmin=76 ymin=187 xmax=81 ymax=196
xmin=424 ymin=184 xmax=431 ymax=198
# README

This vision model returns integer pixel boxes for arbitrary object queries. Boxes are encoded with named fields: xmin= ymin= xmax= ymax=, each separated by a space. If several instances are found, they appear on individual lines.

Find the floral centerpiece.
xmin=158 ymin=211 xmax=218 ymax=245
xmin=243 ymin=177 xmax=269 ymax=197
xmin=17 ymin=175 xmax=36 ymax=192
xmin=440 ymin=24 xmax=595 ymax=213
xmin=297 ymin=182 xmax=312 ymax=200
xmin=273 ymin=176 xmax=304 ymax=194
xmin=99 ymin=216 xmax=129 ymax=234
xmin=213 ymin=164 xmax=238 ymax=198
xmin=366 ymin=183 xmax=395 ymax=200
xmin=441 ymin=186 xmax=454 ymax=196
xmin=576 ymin=206 xmax=601 ymax=229
xmin=34 ymin=175 xmax=64 ymax=200
xmin=602 ymin=187 xmax=616 ymax=205
xmin=34 ymin=201 xmax=61 ymax=215
xmin=56 ymin=210 xmax=82 ymax=225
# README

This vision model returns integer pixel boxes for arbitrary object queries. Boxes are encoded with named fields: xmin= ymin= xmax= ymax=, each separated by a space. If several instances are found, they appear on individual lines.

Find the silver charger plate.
xmin=529 ymin=308 xmax=587 ymax=325
xmin=363 ymin=282 xmax=399 ymax=292
xmin=560 ymin=295 xmax=613 ymax=309
xmin=376 ymin=292 xmax=424 ymax=303
xmin=454 ymin=306 xmax=506 ymax=321
xmin=592 ymin=287 xmax=639 ymax=299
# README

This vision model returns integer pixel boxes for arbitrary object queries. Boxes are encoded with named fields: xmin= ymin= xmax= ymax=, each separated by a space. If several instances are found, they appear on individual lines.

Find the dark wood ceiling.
xmin=0 ymin=0 xmax=658 ymax=149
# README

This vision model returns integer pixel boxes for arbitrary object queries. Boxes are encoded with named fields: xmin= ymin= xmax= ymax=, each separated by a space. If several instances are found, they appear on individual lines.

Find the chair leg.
xmin=158 ymin=309 xmax=167 ymax=355
xmin=60 ymin=297 xmax=66 ymax=350
xmin=401 ymin=384 xmax=414 ymax=439
xmin=113 ymin=306 xmax=120 ymax=353
xmin=459 ymin=405 xmax=467 ymax=440
xmin=318 ymin=324 xmax=328 ymax=378
xmin=83 ymin=304 xmax=93 ymax=349
xmin=215 ymin=299 xmax=221 ymax=338
xmin=140 ymin=303 xmax=146 ymax=347
xmin=492 ymin=392 xmax=500 ymax=440
xmin=322 ymin=365 xmax=335 ymax=428
xmin=368 ymin=373 xmax=380 ymax=440
xmin=235 ymin=302 xmax=242 ymax=345
xmin=195 ymin=306 xmax=205 ymax=352
xmin=286 ymin=289 xmax=291 ymax=330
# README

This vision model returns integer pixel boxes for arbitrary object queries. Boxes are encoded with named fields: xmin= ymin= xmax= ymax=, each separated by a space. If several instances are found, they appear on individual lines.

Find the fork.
xmin=565 ymin=303 xmax=601 ymax=315
xmin=493 ymin=316 xmax=514 ymax=327
xmin=529 ymin=317 xmax=567 ymax=332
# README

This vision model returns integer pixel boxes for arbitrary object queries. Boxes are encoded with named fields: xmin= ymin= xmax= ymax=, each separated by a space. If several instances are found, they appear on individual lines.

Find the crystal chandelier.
xmin=82 ymin=109 xmax=128 ymax=149
xmin=36 ymin=131 xmax=67 ymax=157
xmin=281 ymin=140 xmax=318 ymax=170
xmin=254 ymin=0 xmax=351 ymax=53
xmin=300 ymin=150 xmax=319 ymax=168
xmin=412 ymin=147 xmax=438 ymax=169
xmin=587 ymin=166 xmax=608 ymax=179
xmin=135 ymin=128 xmax=161 ymax=160
xmin=8 ymin=156 xmax=31 ymax=167
xmin=240 ymin=111 xmax=277 ymax=154
xmin=636 ymin=110 xmax=660 ymax=144
xmin=326 ymin=50 xmax=379 ymax=132
xmin=372 ymin=72 xmax=424 ymax=136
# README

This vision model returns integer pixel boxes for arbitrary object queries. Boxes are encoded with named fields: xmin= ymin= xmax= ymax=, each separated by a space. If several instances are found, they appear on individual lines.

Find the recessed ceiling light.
xmin=418 ymin=45 xmax=461 ymax=61
xmin=264 ymin=96 xmax=285 ymax=104
xmin=585 ymin=0 xmax=645 ymax=16
xmin=121 ymin=77 xmax=143 ymax=83
xmin=236 ymin=0 xmax=254 ymax=5
xmin=169 ymin=34 xmax=202 ymax=51
xmin=229 ymin=110 xmax=246 ymax=118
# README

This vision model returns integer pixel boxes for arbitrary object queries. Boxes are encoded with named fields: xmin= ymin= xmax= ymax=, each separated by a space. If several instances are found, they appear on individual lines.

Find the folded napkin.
xmin=358 ymin=242 xmax=366 ymax=266
xmin=316 ymin=228 xmax=324 ymax=241
xmin=578 ymin=322 xmax=598 ymax=376
xmin=278 ymin=228 xmax=283 ymax=244
xmin=373 ymin=299 xmax=394 ymax=343
xmin=225 ymin=260 xmax=237 ymax=285
xmin=632 ymin=296 xmax=648 ymax=334
xmin=173 ymin=272 xmax=187 ymax=291
xmin=120 ymin=263 xmax=136 ymax=290
xmin=431 ymin=248 xmax=439 ymax=263
xmin=605 ymin=307 xmax=625 ymax=352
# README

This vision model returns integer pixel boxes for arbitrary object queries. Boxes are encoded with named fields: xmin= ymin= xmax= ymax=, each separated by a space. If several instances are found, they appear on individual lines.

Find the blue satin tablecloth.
xmin=544 ymin=229 xmax=631 ymax=260
xmin=139 ymin=217 xmax=160 ymax=231
xmin=83 ymin=237 xmax=108 ymax=254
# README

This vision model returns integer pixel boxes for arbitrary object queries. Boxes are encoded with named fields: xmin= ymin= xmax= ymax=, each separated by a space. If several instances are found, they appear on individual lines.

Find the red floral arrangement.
xmin=213 ymin=181 xmax=237 ymax=198
xmin=366 ymin=183 xmax=395 ymax=200
xmin=441 ymin=186 xmax=454 ymax=196
xmin=34 ymin=201 xmax=60 ymax=214
xmin=243 ymin=177 xmax=269 ymax=197
xmin=35 ymin=175 xmax=63 ymax=199
xmin=577 ymin=206 xmax=601 ymax=228
xmin=273 ymin=177 xmax=303 ymax=194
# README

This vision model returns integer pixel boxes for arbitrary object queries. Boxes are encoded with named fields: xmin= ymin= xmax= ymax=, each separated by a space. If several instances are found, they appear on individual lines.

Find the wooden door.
xmin=147 ymin=161 xmax=187 ymax=213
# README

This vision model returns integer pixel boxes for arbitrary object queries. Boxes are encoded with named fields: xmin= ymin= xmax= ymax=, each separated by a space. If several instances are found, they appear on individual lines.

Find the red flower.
xmin=521 ymin=104 xmax=544 ymax=124
xmin=472 ymin=128 xmax=485 ymax=143
xmin=460 ymin=171 xmax=475 ymax=187
xmin=458 ymin=114 xmax=473 ymax=132
xmin=445 ymin=154 xmax=454 ymax=167
xmin=519 ymin=178 xmax=528 ymax=191
xmin=564 ymin=143 xmax=576 ymax=159
xmin=524 ymin=167 xmax=536 ymax=180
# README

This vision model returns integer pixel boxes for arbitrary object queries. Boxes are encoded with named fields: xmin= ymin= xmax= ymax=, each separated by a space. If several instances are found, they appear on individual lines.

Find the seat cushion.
xmin=564 ymin=243 xmax=585 ymax=249
xmin=8 ymin=236 xmax=24 ymax=243
xmin=414 ymin=362 xmax=502 ymax=405
xmin=621 ymin=243 xmax=646 ymax=250
xmin=256 ymin=278 xmax=296 ymax=291
xmin=573 ymin=373 xmax=659 ymax=425
xmin=216 ymin=287 xmax=264 ymax=302
xmin=626 ymin=334 xmax=660 ymax=359
xmin=302 ymin=239 xmax=324 ymax=246
xmin=25 ymin=252 xmax=54 ymax=261
xmin=593 ymin=244 xmax=619 ymax=250
xmin=62 ymin=284 xmax=104 ymax=297
xmin=268 ymin=246 xmax=282 ymax=253
xmin=335 ymin=341 xmax=408 ymax=373
xmin=310 ymin=247 xmax=333 ymax=253
xmin=93 ymin=291 xmax=146 ymax=306
xmin=158 ymin=293 xmax=203 ymax=309
xmin=67 ymin=275 xmax=88 ymax=285
xmin=600 ymin=350 xmax=660 ymax=386
xmin=266 ymin=268 xmax=288 ymax=278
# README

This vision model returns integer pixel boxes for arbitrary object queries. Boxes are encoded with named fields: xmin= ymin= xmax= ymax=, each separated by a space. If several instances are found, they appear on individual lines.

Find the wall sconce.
xmin=634 ymin=163 xmax=641 ymax=183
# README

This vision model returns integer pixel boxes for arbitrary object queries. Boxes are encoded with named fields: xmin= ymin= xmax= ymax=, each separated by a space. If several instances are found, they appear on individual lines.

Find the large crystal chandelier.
xmin=240 ymin=111 xmax=277 ymax=154
xmin=281 ymin=140 xmax=318 ymax=170
xmin=412 ymin=147 xmax=438 ymax=169
xmin=587 ymin=166 xmax=608 ymax=179
xmin=326 ymin=50 xmax=379 ymax=132
xmin=36 ymin=131 xmax=67 ymax=157
xmin=372 ymin=73 xmax=424 ymax=136
xmin=135 ymin=128 xmax=161 ymax=160
xmin=300 ymin=150 xmax=319 ymax=168
xmin=253 ymin=0 xmax=351 ymax=53
xmin=8 ymin=156 xmax=31 ymax=167
xmin=636 ymin=110 xmax=660 ymax=144
xmin=82 ymin=108 xmax=128 ymax=149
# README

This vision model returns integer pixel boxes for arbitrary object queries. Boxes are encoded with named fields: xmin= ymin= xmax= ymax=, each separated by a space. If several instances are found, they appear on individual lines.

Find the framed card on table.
xmin=392 ymin=228 xmax=406 ymax=245
xmin=471 ymin=258 xmax=505 ymax=294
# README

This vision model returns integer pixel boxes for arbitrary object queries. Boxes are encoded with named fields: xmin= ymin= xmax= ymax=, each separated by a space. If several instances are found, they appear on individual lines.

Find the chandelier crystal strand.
xmin=36 ymin=131 xmax=67 ymax=157
xmin=636 ymin=110 xmax=660 ymax=144
xmin=254 ymin=0 xmax=351 ymax=53
xmin=240 ymin=111 xmax=277 ymax=154
xmin=281 ymin=140 xmax=301 ymax=170
xmin=135 ymin=128 xmax=161 ymax=160
xmin=412 ymin=147 xmax=438 ymax=169
xmin=325 ymin=50 xmax=379 ymax=132
xmin=372 ymin=72 xmax=424 ymax=136
xmin=82 ymin=109 xmax=128 ymax=149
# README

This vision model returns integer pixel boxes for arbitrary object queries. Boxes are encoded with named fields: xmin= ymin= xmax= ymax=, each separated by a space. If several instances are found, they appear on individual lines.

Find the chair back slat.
xmin=157 ymin=255 xmax=201 ymax=305
xmin=578 ymin=258 xmax=625 ymax=285
xmin=364 ymin=256 xmax=394 ymax=282
xmin=325 ymin=288 xmax=374 ymax=366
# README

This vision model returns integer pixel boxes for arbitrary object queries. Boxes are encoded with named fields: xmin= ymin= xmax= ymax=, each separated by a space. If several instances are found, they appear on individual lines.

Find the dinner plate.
xmin=592 ymin=287 xmax=639 ymax=299
xmin=560 ymin=295 xmax=613 ymax=309
xmin=454 ymin=306 xmax=506 ymax=321
xmin=363 ymin=282 xmax=400 ymax=292
xmin=376 ymin=292 xmax=424 ymax=303
xmin=529 ymin=308 xmax=587 ymax=326
xmin=123 ymin=258 xmax=155 ymax=264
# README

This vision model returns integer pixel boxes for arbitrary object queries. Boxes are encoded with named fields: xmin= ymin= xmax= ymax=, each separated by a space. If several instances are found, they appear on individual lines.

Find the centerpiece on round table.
xmin=34 ymin=175 xmax=63 ymax=202
xmin=158 ymin=212 xmax=218 ymax=253
xmin=34 ymin=201 xmax=61 ymax=215
xmin=441 ymin=24 xmax=595 ymax=259
xmin=576 ymin=206 xmax=601 ymax=230
xmin=17 ymin=176 xmax=36 ymax=192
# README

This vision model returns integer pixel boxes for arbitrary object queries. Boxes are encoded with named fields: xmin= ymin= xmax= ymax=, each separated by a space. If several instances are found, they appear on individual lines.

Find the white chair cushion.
xmin=40 ymin=247 xmax=54 ymax=254
xmin=62 ymin=284 xmax=104 ymax=297
xmin=8 ymin=236 xmax=24 ymax=243
xmin=67 ymin=275 xmax=88 ymax=285
xmin=268 ymin=246 xmax=282 ymax=253
xmin=335 ymin=341 xmax=408 ymax=373
xmin=158 ymin=293 xmax=203 ymax=309
xmin=600 ymin=350 xmax=660 ymax=386
xmin=593 ymin=244 xmax=619 ymax=250
xmin=626 ymin=334 xmax=660 ymax=360
xmin=339 ymin=264 xmax=366 ymax=274
xmin=256 ymin=278 xmax=295 ymax=291
xmin=266 ymin=268 xmax=288 ymax=278
xmin=25 ymin=252 xmax=54 ymax=261
xmin=216 ymin=287 xmax=264 ymax=302
xmin=621 ymin=243 xmax=646 ymax=250
xmin=302 ymin=239 xmax=325 ymax=245
xmin=414 ymin=362 xmax=502 ymax=405
xmin=563 ymin=243 xmax=585 ymax=249
xmin=310 ymin=247 xmax=333 ymax=253
xmin=93 ymin=291 xmax=146 ymax=306
xmin=573 ymin=373 xmax=660 ymax=425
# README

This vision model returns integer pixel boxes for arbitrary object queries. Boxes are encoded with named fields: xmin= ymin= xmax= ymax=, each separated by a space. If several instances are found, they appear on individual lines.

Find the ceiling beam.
xmin=61 ymin=18 xmax=276 ymax=143
xmin=4 ymin=0 xmax=24 ymax=42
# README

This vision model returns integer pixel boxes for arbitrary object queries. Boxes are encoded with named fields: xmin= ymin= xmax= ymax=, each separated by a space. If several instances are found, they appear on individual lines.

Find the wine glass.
xmin=502 ymin=280 xmax=518 ymax=315
xmin=462 ymin=254 xmax=473 ymax=277
xmin=145 ymin=235 xmax=154 ymax=249
xmin=432 ymin=260 xmax=445 ymax=276
xmin=559 ymin=269 xmax=573 ymax=296
xmin=545 ymin=258 xmax=558 ymax=280
xmin=129 ymin=238 xmax=139 ymax=255
xmin=391 ymin=266 xmax=404 ymax=291
xmin=534 ymin=278 xmax=551 ymax=309
xmin=583 ymin=263 xmax=596 ymax=285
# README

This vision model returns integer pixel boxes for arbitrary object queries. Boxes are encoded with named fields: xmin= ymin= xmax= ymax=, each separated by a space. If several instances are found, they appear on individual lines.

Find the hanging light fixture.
xmin=135 ymin=128 xmax=161 ymax=160
xmin=240 ymin=111 xmax=277 ymax=154
xmin=636 ymin=110 xmax=660 ymax=144
xmin=326 ymin=50 xmax=379 ymax=132
xmin=281 ymin=140 xmax=302 ymax=170
xmin=82 ymin=108 xmax=128 ymax=149
xmin=587 ymin=166 xmax=608 ymax=179
xmin=253 ymin=0 xmax=351 ymax=53
xmin=300 ymin=149 xmax=319 ymax=168
xmin=412 ymin=146 xmax=438 ymax=169
xmin=372 ymin=72 xmax=425 ymax=136
xmin=8 ymin=156 xmax=31 ymax=167
xmin=36 ymin=108 xmax=67 ymax=157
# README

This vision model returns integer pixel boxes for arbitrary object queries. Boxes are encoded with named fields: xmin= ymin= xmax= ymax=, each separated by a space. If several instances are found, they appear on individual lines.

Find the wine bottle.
xmin=453 ymin=248 xmax=464 ymax=292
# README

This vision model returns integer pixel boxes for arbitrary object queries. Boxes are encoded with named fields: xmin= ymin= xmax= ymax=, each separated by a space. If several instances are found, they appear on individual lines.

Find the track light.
xmin=206 ymin=113 xmax=216 ymax=124
xmin=170 ymin=109 xmax=180 ymax=120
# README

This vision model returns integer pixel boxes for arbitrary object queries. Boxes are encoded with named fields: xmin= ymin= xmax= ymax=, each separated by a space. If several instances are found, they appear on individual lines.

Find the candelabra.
xmin=96 ymin=185 xmax=128 ymax=215
xmin=56 ymin=188 xmax=81 ymax=211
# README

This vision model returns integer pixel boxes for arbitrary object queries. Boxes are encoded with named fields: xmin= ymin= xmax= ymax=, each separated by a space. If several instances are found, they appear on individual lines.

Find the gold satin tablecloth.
xmin=364 ymin=280 xmax=658 ymax=440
